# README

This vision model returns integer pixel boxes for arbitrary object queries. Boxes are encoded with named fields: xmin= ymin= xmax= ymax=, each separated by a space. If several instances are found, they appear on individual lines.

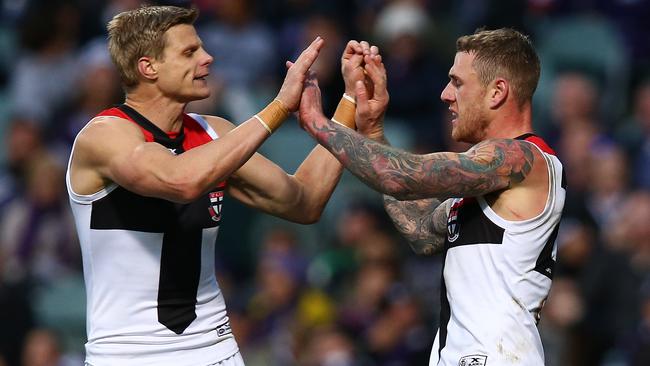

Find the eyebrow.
xmin=181 ymin=41 xmax=202 ymax=53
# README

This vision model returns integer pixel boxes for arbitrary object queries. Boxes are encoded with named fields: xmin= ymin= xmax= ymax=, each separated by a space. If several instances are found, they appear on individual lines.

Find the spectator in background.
xmin=21 ymin=328 xmax=81 ymax=366
xmin=52 ymin=38 xmax=122 ymax=161
xmin=8 ymin=0 xmax=81 ymax=125
xmin=551 ymin=72 xmax=610 ymax=219
xmin=297 ymin=325 xmax=362 ymax=366
xmin=616 ymin=78 xmax=650 ymax=189
xmin=0 ymin=118 xmax=44 ymax=205
xmin=373 ymin=0 xmax=447 ymax=150
xmin=0 ymin=153 xmax=79 ymax=284
xmin=584 ymin=143 xmax=630 ymax=227
xmin=198 ymin=0 xmax=276 ymax=121
xmin=243 ymin=230 xmax=308 ymax=365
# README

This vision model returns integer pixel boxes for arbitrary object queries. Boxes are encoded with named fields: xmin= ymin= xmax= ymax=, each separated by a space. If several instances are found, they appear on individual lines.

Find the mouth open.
xmin=450 ymin=109 xmax=458 ymax=123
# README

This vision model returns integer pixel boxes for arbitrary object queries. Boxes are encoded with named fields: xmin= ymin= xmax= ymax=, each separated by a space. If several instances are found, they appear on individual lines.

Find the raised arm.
xmin=383 ymin=196 xmax=452 ymax=255
xmin=296 ymin=43 xmax=536 ymax=201
xmin=69 ymin=37 xmax=324 ymax=203
xmin=301 ymin=131 xmax=534 ymax=200
xmin=222 ymin=41 xmax=373 ymax=224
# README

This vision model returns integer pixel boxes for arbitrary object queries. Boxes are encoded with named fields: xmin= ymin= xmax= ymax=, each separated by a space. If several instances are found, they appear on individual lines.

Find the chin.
xmin=452 ymin=129 xmax=479 ymax=145
xmin=182 ymin=92 xmax=210 ymax=103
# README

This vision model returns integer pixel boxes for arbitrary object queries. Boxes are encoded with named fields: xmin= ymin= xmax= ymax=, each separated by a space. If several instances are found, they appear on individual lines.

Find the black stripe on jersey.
xmin=157 ymin=226 xmax=201 ymax=334
xmin=90 ymin=187 xmax=219 ymax=231
xmin=117 ymin=104 xmax=186 ymax=153
xmin=91 ymin=187 xmax=173 ymax=231
xmin=90 ymin=187 xmax=219 ymax=334
xmin=533 ymin=222 xmax=560 ymax=279
xmin=91 ymin=108 xmax=221 ymax=334
xmin=514 ymin=132 xmax=536 ymax=140
xmin=446 ymin=198 xmax=505 ymax=248
xmin=438 ymin=247 xmax=451 ymax=358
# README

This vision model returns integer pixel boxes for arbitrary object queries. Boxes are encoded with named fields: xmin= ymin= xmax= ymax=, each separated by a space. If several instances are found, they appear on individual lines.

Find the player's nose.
xmin=440 ymin=82 xmax=454 ymax=103
xmin=200 ymin=48 xmax=213 ymax=66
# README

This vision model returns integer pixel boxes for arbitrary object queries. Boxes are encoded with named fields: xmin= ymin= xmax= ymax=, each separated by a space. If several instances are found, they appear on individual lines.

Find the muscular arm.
xmin=69 ymin=114 xmax=273 ymax=203
xmin=303 ymin=119 xmax=535 ymax=200
xmin=383 ymin=196 xmax=451 ymax=255
xmin=227 ymin=145 xmax=342 ymax=224
xmin=70 ymin=38 xmax=325 ymax=203
xmin=224 ymin=47 xmax=371 ymax=224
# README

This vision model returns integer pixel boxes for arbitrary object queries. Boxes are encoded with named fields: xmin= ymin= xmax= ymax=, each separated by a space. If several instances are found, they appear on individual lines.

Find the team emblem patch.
xmin=459 ymin=354 xmax=487 ymax=366
xmin=447 ymin=198 xmax=463 ymax=242
xmin=208 ymin=190 xmax=224 ymax=222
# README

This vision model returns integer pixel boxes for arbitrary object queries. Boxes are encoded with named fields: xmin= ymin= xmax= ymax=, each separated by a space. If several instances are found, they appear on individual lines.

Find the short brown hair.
xmin=457 ymin=28 xmax=540 ymax=106
xmin=107 ymin=6 xmax=198 ymax=90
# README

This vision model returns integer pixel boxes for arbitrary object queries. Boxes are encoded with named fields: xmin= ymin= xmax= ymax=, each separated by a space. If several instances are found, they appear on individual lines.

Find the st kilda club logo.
xmin=208 ymin=189 xmax=224 ymax=222
xmin=447 ymin=198 xmax=463 ymax=242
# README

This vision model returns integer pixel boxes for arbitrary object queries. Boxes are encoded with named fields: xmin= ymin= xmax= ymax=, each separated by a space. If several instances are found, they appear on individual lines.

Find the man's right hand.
xmin=276 ymin=37 xmax=324 ymax=112
xmin=355 ymin=52 xmax=389 ymax=141
xmin=341 ymin=40 xmax=367 ymax=96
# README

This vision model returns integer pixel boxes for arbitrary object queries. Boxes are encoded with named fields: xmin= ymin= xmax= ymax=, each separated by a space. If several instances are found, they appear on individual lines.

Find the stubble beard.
xmin=451 ymin=106 xmax=489 ymax=144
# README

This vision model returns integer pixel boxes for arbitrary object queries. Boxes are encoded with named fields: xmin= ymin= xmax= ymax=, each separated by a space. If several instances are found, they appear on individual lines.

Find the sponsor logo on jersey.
xmin=208 ymin=190 xmax=224 ymax=222
xmin=215 ymin=321 xmax=232 ymax=338
xmin=458 ymin=354 xmax=487 ymax=366
xmin=447 ymin=198 xmax=463 ymax=242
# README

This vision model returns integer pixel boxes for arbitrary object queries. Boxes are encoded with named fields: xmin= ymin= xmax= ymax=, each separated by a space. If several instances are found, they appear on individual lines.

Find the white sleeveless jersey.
xmin=66 ymin=106 xmax=238 ymax=366
xmin=430 ymin=134 xmax=566 ymax=366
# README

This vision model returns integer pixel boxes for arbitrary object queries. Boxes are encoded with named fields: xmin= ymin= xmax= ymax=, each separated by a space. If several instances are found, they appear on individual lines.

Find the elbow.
xmin=403 ymin=236 xmax=442 ymax=256
xmin=302 ymin=211 xmax=322 ymax=225
xmin=174 ymin=187 xmax=204 ymax=203
xmin=408 ymin=241 xmax=440 ymax=256
xmin=292 ymin=209 xmax=321 ymax=225
xmin=379 ymin=179 xmax=414 ymax=200
xmin=384 ymin=187 xmax=412 ymax=201
xmin=161 ymin=174 xmax=208 ymax=203
xmin=411 ymin=246 xmax=430 ymax=256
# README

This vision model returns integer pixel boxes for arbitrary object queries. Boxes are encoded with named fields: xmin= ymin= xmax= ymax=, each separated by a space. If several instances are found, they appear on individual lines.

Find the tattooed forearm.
xmin=310 ymin=121 xmax=535 ymax=200
xmin=383 ymin=195 xmax=450 ymax=256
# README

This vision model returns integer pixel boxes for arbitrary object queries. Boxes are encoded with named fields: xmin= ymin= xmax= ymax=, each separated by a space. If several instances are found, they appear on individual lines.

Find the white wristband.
xmin=253 ymin=115 xmax=272 ymax=134
xmin=342 ymin=93 xmax=356 ymax=104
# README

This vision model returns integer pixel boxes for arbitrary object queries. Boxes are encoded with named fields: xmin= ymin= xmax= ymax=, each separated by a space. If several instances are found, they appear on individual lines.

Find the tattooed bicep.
xmin=448 ymin=139 xmax=535 ymax=195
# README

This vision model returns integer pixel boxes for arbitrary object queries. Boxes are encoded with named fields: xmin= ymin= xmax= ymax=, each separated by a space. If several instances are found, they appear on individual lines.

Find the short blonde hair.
xmin=457 ymin=28 xmax=540 ymax=106
xmin=107 ymin=6 xmax=198 ymax=90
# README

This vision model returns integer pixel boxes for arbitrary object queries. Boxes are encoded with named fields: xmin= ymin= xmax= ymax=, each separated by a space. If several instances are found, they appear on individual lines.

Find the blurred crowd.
xmin=0 ymin=0 xmax=649 ymax=365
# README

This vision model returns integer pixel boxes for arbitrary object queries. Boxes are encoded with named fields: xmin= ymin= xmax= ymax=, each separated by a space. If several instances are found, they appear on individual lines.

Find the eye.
xmin=184 ymin=46 xmax=198 ymax=57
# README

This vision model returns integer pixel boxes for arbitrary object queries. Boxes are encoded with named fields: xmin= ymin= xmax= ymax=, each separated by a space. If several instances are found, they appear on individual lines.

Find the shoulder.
xmin=465 ymin=138 xmax=539 ymax=185
xmin=467 ymin=138 xmax=537 ymax=164
xmin=74 ymin=116 xmax=145 ymax=159
xmin=469 ymin=138 xmax=536 ymax=155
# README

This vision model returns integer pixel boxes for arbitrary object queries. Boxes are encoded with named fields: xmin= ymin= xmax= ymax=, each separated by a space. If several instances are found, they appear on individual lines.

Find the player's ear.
xmin=488 ymin=78 xmax=508 ymax=109
xmin=138 ymin=56 xmax=158 ymax=81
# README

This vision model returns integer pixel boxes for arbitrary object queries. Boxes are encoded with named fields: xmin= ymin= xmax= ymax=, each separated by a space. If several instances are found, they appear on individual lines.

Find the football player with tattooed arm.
xmin=298 ymin=28 xmax=566 ymax=366
xmin=65 ymin=5 xmax=377 ymax=366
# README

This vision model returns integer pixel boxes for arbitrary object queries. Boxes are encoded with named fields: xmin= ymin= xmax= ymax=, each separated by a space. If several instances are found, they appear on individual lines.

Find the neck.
xmin=484 ymin=102 xmax=534 ymax=140
xmin=124 ymin=90 xmax=186 ymax=132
